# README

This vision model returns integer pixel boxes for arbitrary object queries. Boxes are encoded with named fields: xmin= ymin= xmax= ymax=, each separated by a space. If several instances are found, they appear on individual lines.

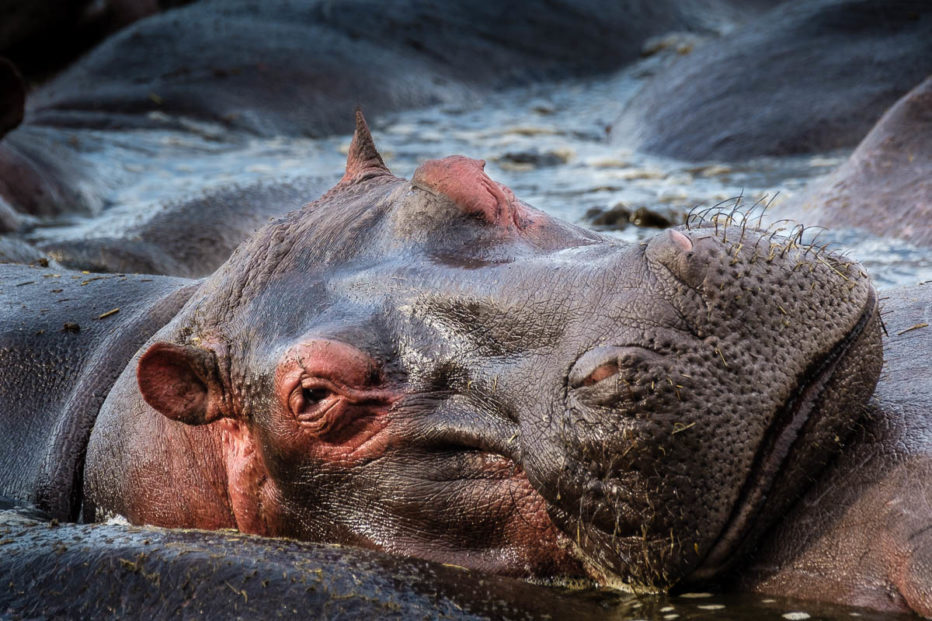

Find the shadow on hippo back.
xmin=83 ymin=112 xmax=883 ymax=591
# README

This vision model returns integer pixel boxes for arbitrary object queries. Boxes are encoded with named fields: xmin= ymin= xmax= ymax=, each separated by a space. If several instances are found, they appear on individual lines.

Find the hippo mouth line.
xmin=690 ymin=287 xmax=879 ymax=580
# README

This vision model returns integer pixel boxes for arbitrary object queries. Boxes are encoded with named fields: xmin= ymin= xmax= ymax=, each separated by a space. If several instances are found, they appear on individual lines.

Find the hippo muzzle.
xmin=85 ymin=112 xmax=882 ymax=592
xmin=524 ymin=225 xmax=882 ymax=587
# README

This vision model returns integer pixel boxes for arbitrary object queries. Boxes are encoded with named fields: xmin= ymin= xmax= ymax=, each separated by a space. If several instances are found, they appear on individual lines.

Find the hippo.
xmin=23 ymin=0 xmax=758 ymax=137
xmin=612 ymin=0 xmax=932 ymax=161
xmin=0 ymin=507 xmax=627 ymax=620
xmin=787 ymin=76 xmax=932 ymax=248
xmin=37 ymin=176 xmax=336 ymax=277
xmin=736 ymin=282 xmax=932 ymax=615
xmin=0 ymin=114 xmax=892 ymax=610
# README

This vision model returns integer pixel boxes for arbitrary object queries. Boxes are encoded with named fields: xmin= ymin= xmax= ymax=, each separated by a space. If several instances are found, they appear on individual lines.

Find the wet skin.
xmin=1 ymin=114 xmax=883 ymax=603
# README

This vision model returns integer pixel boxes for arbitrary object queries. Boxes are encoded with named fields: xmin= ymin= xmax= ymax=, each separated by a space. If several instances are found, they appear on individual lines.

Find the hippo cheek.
xmin=260 ymin=337 xmax=582 ymax=575
xmin=258 ymin=361 xmax=583 ymax=574
xmin=339 ymin=445 xmax=586 ymax=577
xmin=215 ymin=338 xmax=398 ymax=539
xmin=525 ymin=346 xmax=714 ymax=586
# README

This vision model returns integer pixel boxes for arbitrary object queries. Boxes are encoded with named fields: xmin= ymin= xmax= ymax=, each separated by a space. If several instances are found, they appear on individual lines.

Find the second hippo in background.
xmin=613 ymin=0 xmax=932 ymax=161
xmin=787 ymin=76 xmax=932 ymax=248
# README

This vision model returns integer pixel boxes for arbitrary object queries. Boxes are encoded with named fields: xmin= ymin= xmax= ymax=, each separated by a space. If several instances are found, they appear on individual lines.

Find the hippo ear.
xmin=137 ymin=342 xmax=226 ymax=426
xmin=339 ymin=109 xmax=391 ymax=184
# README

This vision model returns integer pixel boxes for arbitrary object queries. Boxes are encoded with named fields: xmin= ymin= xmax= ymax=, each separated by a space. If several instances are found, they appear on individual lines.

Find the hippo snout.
xmin=518 ymin=222 xmax=882 ymax=587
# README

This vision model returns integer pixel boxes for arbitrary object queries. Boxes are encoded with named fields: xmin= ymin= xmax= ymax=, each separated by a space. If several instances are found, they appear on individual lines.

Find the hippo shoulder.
xmin=0 ymin=264 xmax=195 ymax=519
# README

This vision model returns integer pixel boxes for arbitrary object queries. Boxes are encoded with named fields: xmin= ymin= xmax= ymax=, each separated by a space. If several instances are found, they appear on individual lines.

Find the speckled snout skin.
xmin=5 ymin=113 xmax=882 ymax=592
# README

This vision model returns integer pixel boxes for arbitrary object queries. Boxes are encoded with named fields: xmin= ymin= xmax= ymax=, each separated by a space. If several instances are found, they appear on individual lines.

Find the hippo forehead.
xmin=192 ymin=153 xmax=604 ymax=345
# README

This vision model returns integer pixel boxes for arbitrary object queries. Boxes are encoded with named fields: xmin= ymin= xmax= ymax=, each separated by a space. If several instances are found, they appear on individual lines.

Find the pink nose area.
xmin=644 ymin=228 xmax=702 ymax=283
xmin=669 ymin=229 xmax=693 ymax=252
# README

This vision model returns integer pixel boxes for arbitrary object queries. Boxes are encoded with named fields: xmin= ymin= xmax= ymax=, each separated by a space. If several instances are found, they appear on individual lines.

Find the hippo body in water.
xmin=0 ymin=114 xmax=911 ymax=612
xmin=788 ymin=76 xmax=932 ymax=248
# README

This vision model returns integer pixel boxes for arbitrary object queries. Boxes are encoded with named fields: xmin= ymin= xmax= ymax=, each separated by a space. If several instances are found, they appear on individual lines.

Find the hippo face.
xmin=135 ymin=113 xmax=882 ymax=587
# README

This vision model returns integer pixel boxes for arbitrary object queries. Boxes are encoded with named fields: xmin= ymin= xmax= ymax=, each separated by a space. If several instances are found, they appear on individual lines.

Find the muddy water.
xmin=20 ymin=44 xmax=929 ymax=620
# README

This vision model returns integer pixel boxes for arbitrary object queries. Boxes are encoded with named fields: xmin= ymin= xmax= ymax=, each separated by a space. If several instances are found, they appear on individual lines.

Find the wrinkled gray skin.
xmin=0 ymin=269 xmax=195 ymax=519
xmin=0 ymin=117 xmax=887 ymax=609
xmin=0 ymin=508 xmax=622 ymax=620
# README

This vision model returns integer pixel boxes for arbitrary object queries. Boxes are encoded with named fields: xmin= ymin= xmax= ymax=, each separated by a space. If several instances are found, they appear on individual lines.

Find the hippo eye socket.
xmin=288 ymin=379 xmax=341 ymax=420
xmin=303 ymin=387 xmax=331 ymax=404
xmin=569 ymin=346 xmax=667 ymax=410
xmin=581 ymin=362 xmax=620 ymax=386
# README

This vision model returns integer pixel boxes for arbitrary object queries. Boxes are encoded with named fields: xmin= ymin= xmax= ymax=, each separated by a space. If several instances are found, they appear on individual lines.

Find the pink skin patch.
xmin=273 ymin=339 xmax=400 ymax=464
xmin=669 ymin=229 xmax=693 ymax=252
xmin=583 ymin=362 xmax=620 ymax=386
xmin=412 ymin=156 xmax=531 ymax=229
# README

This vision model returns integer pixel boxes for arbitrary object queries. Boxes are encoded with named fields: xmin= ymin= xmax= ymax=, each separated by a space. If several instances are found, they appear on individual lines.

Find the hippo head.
xmin=133 ymin=112 xmax=882 ymax=587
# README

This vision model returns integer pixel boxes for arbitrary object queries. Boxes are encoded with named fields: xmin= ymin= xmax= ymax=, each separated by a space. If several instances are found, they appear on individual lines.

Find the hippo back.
xmin=0 ymin=264 xmax=194 ymax=520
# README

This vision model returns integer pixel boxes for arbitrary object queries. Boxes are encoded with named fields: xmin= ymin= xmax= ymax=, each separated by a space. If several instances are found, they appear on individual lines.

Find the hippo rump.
xmin=0 ymin=113 xmax=910 ymax=612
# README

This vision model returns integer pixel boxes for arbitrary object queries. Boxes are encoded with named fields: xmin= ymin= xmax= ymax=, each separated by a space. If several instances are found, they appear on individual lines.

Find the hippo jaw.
xmin=689 ymin=286 xmax=880 ymax=580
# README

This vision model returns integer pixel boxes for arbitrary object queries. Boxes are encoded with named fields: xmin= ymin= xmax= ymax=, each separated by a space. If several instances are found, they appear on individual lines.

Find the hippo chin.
xmin=0 ymin=113 xmax=881 ymax=593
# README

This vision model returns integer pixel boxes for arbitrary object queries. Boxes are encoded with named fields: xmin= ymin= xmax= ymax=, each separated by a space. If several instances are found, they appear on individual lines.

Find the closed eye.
xmin=581 ymin=362 xmax=620 ymax=386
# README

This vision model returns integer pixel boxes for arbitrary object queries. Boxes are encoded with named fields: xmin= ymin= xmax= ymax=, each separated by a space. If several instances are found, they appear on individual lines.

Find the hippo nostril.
xmin=669 ymin=229 xmax=693 ymax=252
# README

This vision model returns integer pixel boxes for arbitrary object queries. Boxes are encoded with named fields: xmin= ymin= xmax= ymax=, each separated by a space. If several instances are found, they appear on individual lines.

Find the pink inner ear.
xmin=412 ymin=156 xmax=518 ymax=226
xmin=137 ymin=342 xmax=214 ymax=425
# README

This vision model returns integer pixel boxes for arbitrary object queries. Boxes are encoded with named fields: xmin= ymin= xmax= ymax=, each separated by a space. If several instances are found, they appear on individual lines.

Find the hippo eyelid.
xmin=299 ymin=375 xmax=397 ymax=405
xmin=289 ymin=378 xmax=335 ymax=416
xmin=568 ymin=345 xmax=663 ymax=389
